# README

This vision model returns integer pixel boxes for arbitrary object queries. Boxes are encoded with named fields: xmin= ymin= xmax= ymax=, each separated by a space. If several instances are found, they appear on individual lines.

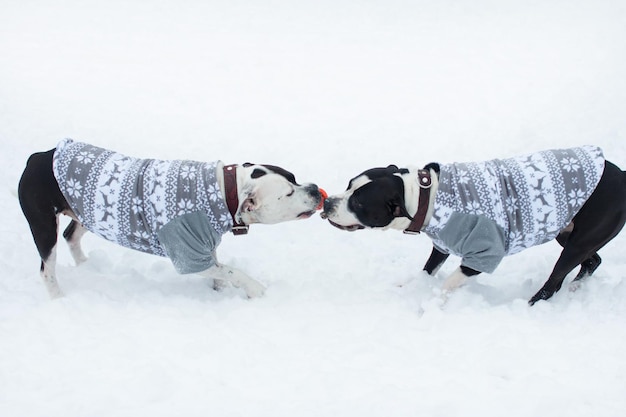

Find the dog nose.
xmin=304 ymin=184 xmax=320 ymax=199
xmin=322 ymin=197 xmax=337 ymax=215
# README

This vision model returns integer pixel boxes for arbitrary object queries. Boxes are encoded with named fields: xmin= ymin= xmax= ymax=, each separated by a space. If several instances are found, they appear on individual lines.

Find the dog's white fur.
xmin=224 ymin=163 xmax=318 ymax=225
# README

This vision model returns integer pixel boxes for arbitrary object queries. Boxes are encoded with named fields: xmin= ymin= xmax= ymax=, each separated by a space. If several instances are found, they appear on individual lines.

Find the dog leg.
xmin=442 ymin=268 xmax=467 ymax=293
xmin=63 ymin=220 xmax=88 ymax=265
xmin=556 ymin=229 xmax=604 ymax=291
xmin=569 ymin=253 xmax=602 ymax=292
xmin=19 ymin=149 xmax=68 ymax=298
xmin=207 ymin=250 xmax=229 ymax=292
xmin=442 ymin=266 xmax=480 ymax=293
xmin=576 ymin=253 xmax=602 ymax=280
xmin=40 ymin=245 xmax=62 ymax=299
xmin=423 ymin=246 xmax=450 ymax=275
xmin=438 ymin=266 xmax=481 ymax=306
xmin=529 ymin=251 xmax=583 ymax=305
xmin=19 ymin=193 xmax=64 ymax=298
xmin=198 ymin=265 xmax=266 ymax=298
xmin=26 ymin=209 xmax=63 ymax=298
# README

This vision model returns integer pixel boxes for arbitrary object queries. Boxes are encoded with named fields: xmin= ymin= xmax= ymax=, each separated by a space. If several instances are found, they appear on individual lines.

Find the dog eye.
xmin=286 ymin=188 xmax=295 ymax=197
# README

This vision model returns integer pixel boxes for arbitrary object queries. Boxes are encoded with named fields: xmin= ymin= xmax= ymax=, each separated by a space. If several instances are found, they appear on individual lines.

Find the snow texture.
xmin=1 ymin=1 xmax=625 ymax=416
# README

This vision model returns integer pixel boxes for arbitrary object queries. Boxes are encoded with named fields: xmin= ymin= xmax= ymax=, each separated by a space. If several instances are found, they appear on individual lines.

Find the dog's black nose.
xmin=304 ymin=184 xmax=320 ymax=199
xmin=323 ymin=197 xmax=337 ymax=214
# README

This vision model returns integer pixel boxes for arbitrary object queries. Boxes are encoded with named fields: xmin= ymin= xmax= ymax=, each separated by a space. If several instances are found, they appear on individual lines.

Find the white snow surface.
xmin=1 ymin=1 xmax=626 ymax=416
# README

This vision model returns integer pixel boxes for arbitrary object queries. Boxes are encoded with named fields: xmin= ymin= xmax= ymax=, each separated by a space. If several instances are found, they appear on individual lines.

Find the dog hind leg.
xmin=63 ymin=220 xmax=88 ymax=265
xmin=530 ymin=162 xmax=626 ymax=305
xmin=423 ymin=246 xmax=450 ymax=275
xmin=18 ymin=149 xmax=68 ymax=298
xmin=529 ymin=243 xmax=593 ymax=305
xmin=21 ymin=200 xmax=63 ymax=298
xmin=569 ymin=253 xmax=602 ymax=292
xmin=40 ymin=244 xmax=62 ymax=298
xmin=555 ymin=229 xmax=602 ymax=289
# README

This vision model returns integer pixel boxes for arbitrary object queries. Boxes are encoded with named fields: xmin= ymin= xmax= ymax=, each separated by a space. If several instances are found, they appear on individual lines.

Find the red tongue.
xmin=316 ymin=188 xmax=328 ymax=210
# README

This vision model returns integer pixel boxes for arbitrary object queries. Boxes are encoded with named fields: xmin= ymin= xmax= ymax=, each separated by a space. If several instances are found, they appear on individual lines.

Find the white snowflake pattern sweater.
xmin=422 ymin=146 xmax=605 ymax=273
xmin=52 ymin=139 xmax=233 ymax=273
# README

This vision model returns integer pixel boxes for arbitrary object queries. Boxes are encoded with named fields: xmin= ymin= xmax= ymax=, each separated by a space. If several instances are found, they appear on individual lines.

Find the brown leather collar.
xmin=403 ymin=169 xmax=432 ymax=235
xmin=223 ymin=164 xmax=249 ymax=235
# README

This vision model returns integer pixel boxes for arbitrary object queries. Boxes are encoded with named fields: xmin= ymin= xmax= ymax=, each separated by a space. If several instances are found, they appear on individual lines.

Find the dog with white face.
xmin=19 ymin=139 xmax=324 ymax=299
xmin=322 ymin=146 xmax=626 ymax=305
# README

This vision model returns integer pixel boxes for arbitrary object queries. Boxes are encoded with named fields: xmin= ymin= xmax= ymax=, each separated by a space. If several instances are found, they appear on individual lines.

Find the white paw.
xmin=244 ymin=280 xmax=266 ymax=298
xmin=47 ymin=287 xmax=64 ymax=300
xmin=212 ymin=279 xmax=228 ymax=292
xmin=75 ymin=254 xmax=88 ymax=265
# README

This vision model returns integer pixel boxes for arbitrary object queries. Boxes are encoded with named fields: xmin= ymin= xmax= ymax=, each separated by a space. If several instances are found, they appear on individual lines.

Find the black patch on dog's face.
xmin=347 ymin=165 xmax=409 ymax=190
xmin=244 ymin=163 xmax=299 ymax=185
xmin=262 ymin=164 xmax=298 ymax=185
xmin=348 ymin=175 xmax=410 ymax=228
xmin=251 ymin=168 xmax=267 ymax=179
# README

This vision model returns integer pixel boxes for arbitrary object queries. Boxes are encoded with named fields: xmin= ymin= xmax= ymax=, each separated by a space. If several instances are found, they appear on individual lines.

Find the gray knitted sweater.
xmin=52 ymin=139 xmax=233 ymax=273
xmin=422 ymin=146 xmax=605 ymax=273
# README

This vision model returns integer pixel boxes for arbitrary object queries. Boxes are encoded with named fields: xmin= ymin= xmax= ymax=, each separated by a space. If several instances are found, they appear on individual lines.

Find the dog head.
xmin=238 ymin=163 xmax=323 ymax=225
xmin=321 ymin=165 xmax=415 ymax=231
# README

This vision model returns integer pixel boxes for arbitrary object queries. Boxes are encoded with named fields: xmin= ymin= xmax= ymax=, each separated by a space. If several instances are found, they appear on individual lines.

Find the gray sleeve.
xmin=436 ymin=212 xmax=506 ymax=273
xmin=157 ymin=211 xmax=222 ymax=274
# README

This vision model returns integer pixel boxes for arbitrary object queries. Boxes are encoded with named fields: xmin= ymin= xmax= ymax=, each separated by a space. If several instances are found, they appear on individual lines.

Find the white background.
xmin=1 ymin=1 xmax=625 ymax=416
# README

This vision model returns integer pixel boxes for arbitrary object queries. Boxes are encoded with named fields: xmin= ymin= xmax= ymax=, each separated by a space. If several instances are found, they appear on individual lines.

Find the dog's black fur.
xmin=18 ymin=149 xmax=71 ymax=271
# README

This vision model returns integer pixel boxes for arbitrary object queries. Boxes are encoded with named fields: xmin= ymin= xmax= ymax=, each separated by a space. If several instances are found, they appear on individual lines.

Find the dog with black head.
xmin=322 ymin=146 xmax=626 ymax=305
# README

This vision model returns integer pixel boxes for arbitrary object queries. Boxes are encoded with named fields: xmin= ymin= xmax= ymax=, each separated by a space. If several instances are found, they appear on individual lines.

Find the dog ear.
xmin=243 ymin=162 xmax=254 ymax=167
xmin=386 ymin=165 xmax=410 ymax=175
xmin=251 ymin=168 xmax=267 ymax=179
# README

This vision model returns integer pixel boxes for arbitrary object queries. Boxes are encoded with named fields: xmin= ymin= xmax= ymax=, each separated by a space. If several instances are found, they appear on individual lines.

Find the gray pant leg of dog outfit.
xmin=52 ymin=139 xmax=233 ymax=274
xmin=422 ymin=146 xmax=605 ymax=273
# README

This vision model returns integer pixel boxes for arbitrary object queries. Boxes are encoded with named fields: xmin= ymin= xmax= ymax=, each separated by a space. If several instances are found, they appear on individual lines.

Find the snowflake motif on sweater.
xmin=52 ymin=139 xmax=232 ymax=259
xmin=422 ymin=146 xmax=605 ymax=272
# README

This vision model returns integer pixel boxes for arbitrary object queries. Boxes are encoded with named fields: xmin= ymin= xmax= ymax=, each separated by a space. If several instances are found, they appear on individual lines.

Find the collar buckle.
xmin=231 ymin=225 xmax=250 ymax=235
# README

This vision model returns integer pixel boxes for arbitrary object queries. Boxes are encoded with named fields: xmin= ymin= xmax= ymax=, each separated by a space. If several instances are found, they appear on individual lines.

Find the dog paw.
xmin=528 ymin=288 xmax=553 ymax=306
xmin=74 ymin=255 xmax=88 ymax=265
xmin=212 ymin=279 xmax=228 ymax=292
xmin=48 ymin=288 xmax=65 ymax=300
xmin=244 ymin=281 xmax=266 ymax=298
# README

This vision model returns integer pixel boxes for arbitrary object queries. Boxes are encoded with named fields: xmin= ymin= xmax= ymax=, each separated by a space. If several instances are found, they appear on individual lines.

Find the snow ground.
xmin=1 ymin=1 xmax=626 ymax=416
